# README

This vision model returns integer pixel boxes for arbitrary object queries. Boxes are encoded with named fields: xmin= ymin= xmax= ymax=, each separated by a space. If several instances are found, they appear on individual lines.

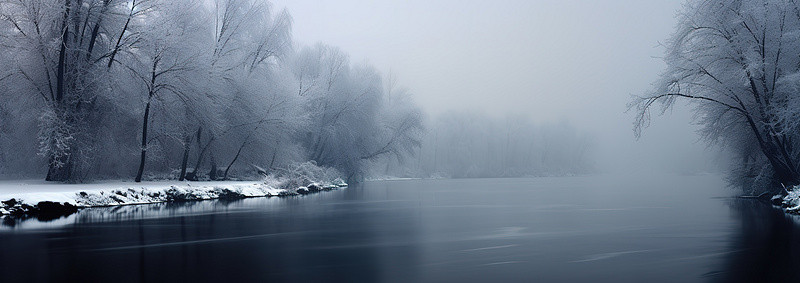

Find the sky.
xmin=270 ymin=0 xmax=718 ymax=173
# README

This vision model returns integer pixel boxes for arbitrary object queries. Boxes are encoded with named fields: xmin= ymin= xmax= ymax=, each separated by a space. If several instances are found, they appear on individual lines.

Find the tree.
xmin=630 ymin=0 xmax=800 ymax=190
xmin=101 ymin=0 xmax=207 ymax=182
xmin=0 ymin=0 xmax=425 ymax=182
xmin=0 ymin=0 xmax=146 ymax=181
xmin=179 ymin=0 xmax=293 ymax=181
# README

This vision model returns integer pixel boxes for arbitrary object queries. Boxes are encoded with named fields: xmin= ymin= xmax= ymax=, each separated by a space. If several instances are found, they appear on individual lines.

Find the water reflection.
xmin=0 ymin=186 xmax=423 ymax=282
xmin=713 ymin=200 xmax=800 ymax=282
xmin=1 ymin=199 xmax=255 ymax=230
xmin=4 ymin=177 xmax=800 ymax=282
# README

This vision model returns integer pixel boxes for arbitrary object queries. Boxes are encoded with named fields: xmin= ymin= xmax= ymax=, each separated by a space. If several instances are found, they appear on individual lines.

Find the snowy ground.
xmin=782 ymin=187 xmax=800 ymax=213
xmin=0 ymin=177 xmax=346 ymax=216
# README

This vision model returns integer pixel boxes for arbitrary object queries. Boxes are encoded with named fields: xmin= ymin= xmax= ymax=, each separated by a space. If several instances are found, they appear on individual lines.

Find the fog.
xmin=5 ymin=2 xmax=800 ymax=281
xmin=0 ymin=0 xmax=723 ymax=182
xmin=272 ymin=0 xmax=719 ymax=174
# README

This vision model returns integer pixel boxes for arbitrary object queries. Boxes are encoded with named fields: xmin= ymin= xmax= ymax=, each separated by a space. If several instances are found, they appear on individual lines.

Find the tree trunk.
xmin=85 ymin=0 xmax=111 ymax=61
xmin=45 ymin=155 xmax=72 ymax=182
xmin=758 ymin=139 xmax=799 ymax=186
xmin=742 ymin=114 xmax=800 ymax=187
xmin=187 ymin=126 xmax=209 ymax=180
xmin=108 ymin=0 xmax=134 ymax=69
xmin=134 ymin=99 xmax=152 ymax=182
xmin=178 ymin=134 xmax=191 ymax=181
xmin=269 ymin=141 xmax=279 ymax=169
xmin=209 ymin=153 xmax=218 ymax=180
xmin=223 ymin=141 xmax=247 ymax=180
xmin=55 ymin=0 xmax=71 ymax=102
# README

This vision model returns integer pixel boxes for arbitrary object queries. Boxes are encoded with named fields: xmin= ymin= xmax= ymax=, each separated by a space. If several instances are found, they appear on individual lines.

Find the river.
xmin=2 ymin=174 xmax=799 ymax=282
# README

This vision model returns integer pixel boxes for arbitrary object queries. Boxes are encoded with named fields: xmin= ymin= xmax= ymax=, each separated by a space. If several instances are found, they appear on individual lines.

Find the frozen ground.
xmin=0 ymin=177 xmax=347 ymax=216
xmin=783 ymin=187 xmax=800 ymax=213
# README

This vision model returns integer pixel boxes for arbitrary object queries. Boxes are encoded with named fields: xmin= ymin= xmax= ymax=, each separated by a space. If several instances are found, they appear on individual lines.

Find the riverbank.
xmin=0 ymin=177 xmax=347 ymax=219
xmin=780 ymin=187 xmax=800 ymax=214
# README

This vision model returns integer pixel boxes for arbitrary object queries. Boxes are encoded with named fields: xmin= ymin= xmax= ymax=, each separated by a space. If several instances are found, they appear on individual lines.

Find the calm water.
xmin=2 ymin=174 xmax=800 ymax=282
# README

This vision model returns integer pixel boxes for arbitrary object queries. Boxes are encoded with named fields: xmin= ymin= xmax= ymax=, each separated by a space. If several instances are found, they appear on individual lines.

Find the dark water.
xmin=2 ymin=174 xmax=800 ymax=282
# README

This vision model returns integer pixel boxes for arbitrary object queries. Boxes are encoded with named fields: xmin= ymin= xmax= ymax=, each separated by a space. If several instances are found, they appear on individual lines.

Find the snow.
xmin=365 ymin=176 xmax=423 ymax=181
xmin=0 ymin=177 xmax=346 ymax=215
xmin=783 ymin=188 xmax=800 ymax=213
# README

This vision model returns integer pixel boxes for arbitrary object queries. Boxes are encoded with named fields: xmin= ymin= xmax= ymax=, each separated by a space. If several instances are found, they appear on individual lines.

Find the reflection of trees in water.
xmin=714 ymin=200 xmax=800 ymax=282
xmin=1 ymin=198 xmax=259 ymax=228
xmin=1 ymin=187 xmax=421 ymax=281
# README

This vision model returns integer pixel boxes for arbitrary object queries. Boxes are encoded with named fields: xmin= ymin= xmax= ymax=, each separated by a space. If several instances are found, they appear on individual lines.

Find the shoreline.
xmin=0 ymin=179 xmax=347 ymax=220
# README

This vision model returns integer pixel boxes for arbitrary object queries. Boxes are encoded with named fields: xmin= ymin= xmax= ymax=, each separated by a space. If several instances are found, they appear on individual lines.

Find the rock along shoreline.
xmin=0 ymin=180 xmax=346 ymax=221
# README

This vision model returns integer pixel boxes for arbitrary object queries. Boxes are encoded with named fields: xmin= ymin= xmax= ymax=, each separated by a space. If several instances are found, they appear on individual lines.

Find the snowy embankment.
xmin=0 ymin=177 xmax=347 ymax=217
xmin=781 ymin=187 xmax=800 ymax=213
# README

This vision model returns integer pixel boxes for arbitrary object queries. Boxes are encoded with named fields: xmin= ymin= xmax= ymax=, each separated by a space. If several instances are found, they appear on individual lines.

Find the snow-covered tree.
xmin=0 ymin=0 xmax=425 ymax=182
xmin=631 ymin=0 xmax=800 ymax=191
xmin=0 ymin=0 xmax=155 ymax=181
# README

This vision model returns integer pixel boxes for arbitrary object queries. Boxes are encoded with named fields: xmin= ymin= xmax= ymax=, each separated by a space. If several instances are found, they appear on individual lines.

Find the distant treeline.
xmin=374 ymin=113 xmax=594 ymax=178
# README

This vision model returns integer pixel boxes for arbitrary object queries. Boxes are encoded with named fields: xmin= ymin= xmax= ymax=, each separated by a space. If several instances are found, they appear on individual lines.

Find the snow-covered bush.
xmin=268 ymin=161 xmax=345 ymax=191
xmin=783 ymin=186 xmax=800 ymax=213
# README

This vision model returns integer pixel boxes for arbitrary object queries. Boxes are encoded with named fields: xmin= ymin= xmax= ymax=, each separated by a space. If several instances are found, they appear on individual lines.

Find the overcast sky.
xmin=271 ymin=0 xmax=718 ymax=173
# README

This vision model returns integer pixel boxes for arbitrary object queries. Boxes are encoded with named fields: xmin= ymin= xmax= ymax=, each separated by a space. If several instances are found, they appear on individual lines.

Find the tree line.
xmin=374 ymin=112 xmax=594 ymax=179
xmin=0 ymin=0 xmax=423 ymax=182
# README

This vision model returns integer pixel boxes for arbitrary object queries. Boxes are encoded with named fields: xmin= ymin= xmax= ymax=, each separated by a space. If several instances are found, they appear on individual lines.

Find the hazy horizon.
xmin=272 ymin=0 xmax=720 ymax=174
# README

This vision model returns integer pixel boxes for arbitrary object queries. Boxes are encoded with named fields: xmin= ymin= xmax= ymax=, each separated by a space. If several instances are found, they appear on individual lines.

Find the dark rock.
xmin=35 ymin=201 xmax=79 ymax=221
xmin=307 ymin=184 xmax=322 ymax=192
xmin=2 ymin=198 xmax=18 ymax=207
xmin=215 ymin=189 xmax=244 ymax=200
xmin=8 ymin=204 xmax=35 ymax=216
xmin=165 ymin=187 xmax=197 ymax=202
xmin=109 ymin=195 xmax=125 ymax=203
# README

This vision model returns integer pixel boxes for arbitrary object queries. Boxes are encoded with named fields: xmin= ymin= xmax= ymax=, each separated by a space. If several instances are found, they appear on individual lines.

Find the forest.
xmin=0 ymin=0 xmax=593 ymax=183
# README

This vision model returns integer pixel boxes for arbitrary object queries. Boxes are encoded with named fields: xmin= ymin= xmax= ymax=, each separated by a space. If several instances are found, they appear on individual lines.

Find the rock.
xmin=215 ymin=188 xmax=244 ymax=200
xmin=2 ymin=198 xmax=19 ymax=207
xmin=307 ymin=183 xmax=322 ymax=192
xmin=35 ymin=201 xmax=79 ymax=217
xmin=332 ymin=178 xmax=348 ymax=187
xmin=297 ymin=187 xmax=310 ymax=195
xmin=109 ymin=195 xmax=125 ymax=203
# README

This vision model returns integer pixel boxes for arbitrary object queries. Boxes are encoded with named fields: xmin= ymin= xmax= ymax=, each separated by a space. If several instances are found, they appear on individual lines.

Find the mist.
xmin=0 ymin=0 xmax=723 ymax=182
xmin=273 ymin=0 xmax=721 ymax=175
xmin=6 ymin=1 xmax=800 ymax=282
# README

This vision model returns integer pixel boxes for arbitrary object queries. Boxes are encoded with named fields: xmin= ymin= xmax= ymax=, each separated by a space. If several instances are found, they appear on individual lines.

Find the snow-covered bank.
xmin=0 ymin=177 xmax=347 ymax=217
xmin=781 ymin=188 xmax=800 ymax=213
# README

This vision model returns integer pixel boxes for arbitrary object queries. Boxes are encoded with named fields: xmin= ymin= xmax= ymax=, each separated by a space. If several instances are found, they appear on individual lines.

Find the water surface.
xmin=2 ymin=174 xmax=799 ymax=282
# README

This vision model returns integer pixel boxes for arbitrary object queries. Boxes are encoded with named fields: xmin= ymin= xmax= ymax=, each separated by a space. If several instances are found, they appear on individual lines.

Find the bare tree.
xmin=630 ymin=0 xmax=800 ymax=189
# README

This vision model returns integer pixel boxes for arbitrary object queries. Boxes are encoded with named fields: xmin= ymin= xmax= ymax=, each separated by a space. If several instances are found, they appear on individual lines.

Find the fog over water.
xmin=272 ymin=0 xmax=718 ymax=174
xmin=7 ymin=1 xmax=800 ymax=281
